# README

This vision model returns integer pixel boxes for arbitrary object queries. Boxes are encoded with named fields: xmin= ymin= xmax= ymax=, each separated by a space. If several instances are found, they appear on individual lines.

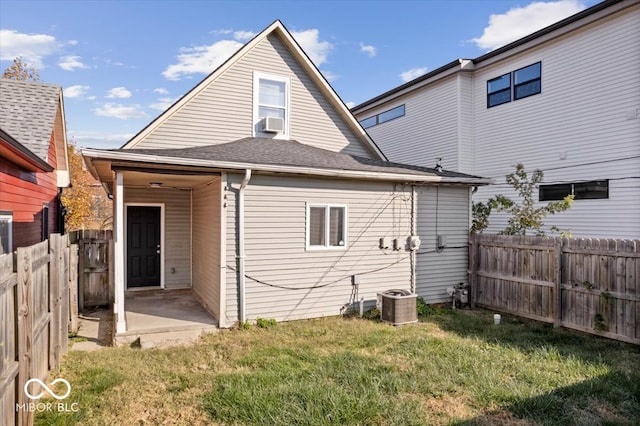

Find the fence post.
xmin=49 ymin=234 xmax=61 ymax=371
xmin=469 ymin=235 xmax=478 ymax=309
xmin=68 ymin=243 xmax=79 ymax=333
xmin=554 ymin=239 xmax=562 ymax=328
xmin=78 ymin=237 xmax=84 ymax=312
xmin=16 ymin=246 xmax=33 ymax=426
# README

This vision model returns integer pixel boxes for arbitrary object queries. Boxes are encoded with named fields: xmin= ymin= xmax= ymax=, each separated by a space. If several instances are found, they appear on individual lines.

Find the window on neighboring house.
xmin=487 ymin=62 xmax=541 ymax=107
xmin=254 ymin=72 xmax=290 ymax=137
xmin=487 ymin=73 xmax=511 ymax=107
xmin=307 ymin=204 xmax=347 ymax=249
xmin=42 ymin=205 xmax=49 ymax=241
xmin=539 ymin=180 xmax=609 ymax=201
xmin=359 ymin=104 xmax=405 ymax=129
xmin=514 ymin=62 xmax=541 ymax=100
xmin=0 ymin=212 xmax=13 ymax=255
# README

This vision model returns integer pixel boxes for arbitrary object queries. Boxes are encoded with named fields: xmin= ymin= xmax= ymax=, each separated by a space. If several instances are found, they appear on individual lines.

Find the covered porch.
xmin=86 ymin=161 xmax=228 ymax=344
xmin=114 ymin=289 xmax=219 ymax=348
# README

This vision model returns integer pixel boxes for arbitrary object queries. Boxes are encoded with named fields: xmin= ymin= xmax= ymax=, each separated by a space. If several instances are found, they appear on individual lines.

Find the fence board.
xmin=470 ymin=234 xmax=639 ymax=345
xmin=0 ymin=235 xmax=79 ymax=426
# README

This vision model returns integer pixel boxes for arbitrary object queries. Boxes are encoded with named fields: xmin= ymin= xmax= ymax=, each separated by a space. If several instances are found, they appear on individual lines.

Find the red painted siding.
xmin=0 ymin=134 xmax=60 ymax=250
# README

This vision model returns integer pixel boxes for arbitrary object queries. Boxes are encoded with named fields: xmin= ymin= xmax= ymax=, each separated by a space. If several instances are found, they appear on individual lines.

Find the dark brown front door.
xmin=127 ymin=206 xmax=161 ymax=288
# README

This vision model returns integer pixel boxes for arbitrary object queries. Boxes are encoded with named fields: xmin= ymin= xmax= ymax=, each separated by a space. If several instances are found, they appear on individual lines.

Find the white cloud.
xmin=0 ymin=29 xmax=59 ymax=68
xmin=162 ymin=27 xmax=333 ymax=80
xmin=149 ymin=97 xmax=177 ymax=111
xmin=472 ymin=0 xmax=586 ymax=50
xmin=153 ymin=88 xmax=168 ymax=95
xmin=68 ymin=40 xmax=79 ymax=46
xmin=400 ymin=67 xmax=428 ymax=82
xmin=94 ymin=103 xmax=148 ymax=120
xmin=345 ymin=101 xmax=356 ymax=109
xmin=233 ymin=31 xmax=256 ymax=41
xmin=64 ymin=85 xmax=90 ymax=98
xmin=162 ymin=39 xmax=243 ymax=80
xmin=59 ymin=55 xmax=89 ymax=71
xmin=68 ymin=130 xmax=133 ymax=149
xmin=106 ymin=87 xmax=132 ymax=99
xmin=360 ymin=42 xmax=377 ymax=58
xmin=291 ymin=29 xmax=333 ymax=67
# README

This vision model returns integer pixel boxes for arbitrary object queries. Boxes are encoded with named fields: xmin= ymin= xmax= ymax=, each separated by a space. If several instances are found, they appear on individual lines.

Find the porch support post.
xmin=114 ymin=171 xmax=126 ymax=333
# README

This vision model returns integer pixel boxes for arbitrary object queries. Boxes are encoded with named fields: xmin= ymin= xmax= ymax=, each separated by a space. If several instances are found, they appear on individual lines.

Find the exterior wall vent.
xmin=262 ymin=117 xmax=284 ymax=133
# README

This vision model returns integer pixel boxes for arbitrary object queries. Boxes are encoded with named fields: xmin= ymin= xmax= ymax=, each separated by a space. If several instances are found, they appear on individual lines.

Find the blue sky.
xmin=1 ymin=0 xmax=597 ymax=149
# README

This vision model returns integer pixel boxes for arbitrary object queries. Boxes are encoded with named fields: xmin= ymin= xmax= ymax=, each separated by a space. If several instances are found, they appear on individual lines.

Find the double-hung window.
xmin=487 ymin=62 xmax=541 ymax=108
xmin=307 ymin=204 xmax=347 ymax=250
xmin=254 ymin=72 xmax=290 ymax=138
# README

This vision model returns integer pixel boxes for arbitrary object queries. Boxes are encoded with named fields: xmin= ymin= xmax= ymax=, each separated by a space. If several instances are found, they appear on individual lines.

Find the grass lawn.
xmin=38 ymin=309 xmax=639 ymax=425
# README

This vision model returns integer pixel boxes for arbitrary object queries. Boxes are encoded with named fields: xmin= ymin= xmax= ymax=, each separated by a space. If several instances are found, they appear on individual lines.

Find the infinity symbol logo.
xmin=24 ymin=378 xmax=72 ymax=400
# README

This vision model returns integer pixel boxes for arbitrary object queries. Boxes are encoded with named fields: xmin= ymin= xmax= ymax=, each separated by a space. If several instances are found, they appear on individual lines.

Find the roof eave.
xmin=1 ymin=129 xmax=54 ymax=172
xmin=82 ymin=148 xmax=491 ymax=186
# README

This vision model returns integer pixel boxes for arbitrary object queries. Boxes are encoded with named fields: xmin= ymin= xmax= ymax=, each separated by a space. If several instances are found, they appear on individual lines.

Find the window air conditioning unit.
xmin=262 ymin=117 xmax=284 ymax=133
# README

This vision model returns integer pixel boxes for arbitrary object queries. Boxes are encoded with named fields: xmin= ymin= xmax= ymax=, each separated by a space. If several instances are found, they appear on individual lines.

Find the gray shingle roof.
xmin=0 ymin=79 xmax=61 ymax=162
xmin=122 ymin=137 xmax=482 ymax=180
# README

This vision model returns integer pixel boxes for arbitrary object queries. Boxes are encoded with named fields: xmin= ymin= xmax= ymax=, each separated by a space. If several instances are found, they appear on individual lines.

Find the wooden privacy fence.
xmin=0 ymin=234 xmax=79 ymax=426
xmin=69 ymin=230 xmax=113 ymax=310
xmin=469 ymin=234 xmax=639 ymax=345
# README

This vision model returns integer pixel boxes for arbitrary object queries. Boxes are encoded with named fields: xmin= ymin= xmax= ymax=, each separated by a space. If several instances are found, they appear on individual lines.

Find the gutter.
xmin=82 ymin=148 xmax=492 ymax=186
xmin=238 ymin=169 xmax=252 ymax=324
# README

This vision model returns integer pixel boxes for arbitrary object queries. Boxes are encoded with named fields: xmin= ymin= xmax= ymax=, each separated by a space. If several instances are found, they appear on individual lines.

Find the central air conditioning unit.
xmin=262 ymin=116 xmax=284 ymax=133
xmin=378 ymin=289 xmax=418 ymax=326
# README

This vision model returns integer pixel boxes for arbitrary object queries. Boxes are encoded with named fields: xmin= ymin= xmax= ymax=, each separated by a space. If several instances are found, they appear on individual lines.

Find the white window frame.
xmin=253 ymin=71 xmax=291 ymax=139
xmin=306 ymin=203 xmax=348 ymax=251
xmin=0 ymin=212 xmax=13 ymax=255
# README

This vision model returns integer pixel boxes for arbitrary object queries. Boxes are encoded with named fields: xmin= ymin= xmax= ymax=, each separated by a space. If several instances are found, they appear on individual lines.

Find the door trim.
xmin=124 ymin=202 xmax=165 ymax=290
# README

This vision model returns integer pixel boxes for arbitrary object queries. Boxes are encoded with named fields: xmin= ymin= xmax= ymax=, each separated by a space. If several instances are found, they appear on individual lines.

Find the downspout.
xmin=410 ymin=184 xmax=417 ymax=294
xmin=238 ymin=169 xmax=252 ymax=324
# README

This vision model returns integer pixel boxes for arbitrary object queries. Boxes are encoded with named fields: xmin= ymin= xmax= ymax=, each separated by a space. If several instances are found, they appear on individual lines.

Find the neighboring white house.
xmin=82 ymin=20 xmax=488 ymax=341
xmin=352 ymin=0 xmax=640 ymax=239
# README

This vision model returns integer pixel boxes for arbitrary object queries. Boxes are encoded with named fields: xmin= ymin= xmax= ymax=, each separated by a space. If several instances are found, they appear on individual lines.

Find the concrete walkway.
xmin=70 ymin=309 xmax=113 ymax=351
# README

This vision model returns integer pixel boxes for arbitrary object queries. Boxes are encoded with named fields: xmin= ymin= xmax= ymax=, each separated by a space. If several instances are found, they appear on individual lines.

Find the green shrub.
xmin=416 ymin=297 xmax=435 ymax=317
xmin=256 ymin=318 xmax=277 ymax=329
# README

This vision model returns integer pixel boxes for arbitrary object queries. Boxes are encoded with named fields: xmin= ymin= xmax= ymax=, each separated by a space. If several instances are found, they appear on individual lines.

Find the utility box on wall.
xmin=378 ymin=289 xmax=418 ymax=326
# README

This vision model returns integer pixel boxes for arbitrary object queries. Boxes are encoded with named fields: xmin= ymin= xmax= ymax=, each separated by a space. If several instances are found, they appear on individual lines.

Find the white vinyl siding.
xmin=357 ymin=4 xmax=640 ymax=239
xmin=124 ymin=188 xmax=191 ymax=288
xmin=361 ymin=74 xmax=461 ymax=171
xmin=130 ymin=34 xmax=371 ymax=158
xmin=192 ymin=178 xmax=222 ymax=319
xmin=416 ymin=186 xmax=471 ymax=303
xmin=472 ymin=6 xmax=640 ymax=238
xmin=223 ymin=174 xmax=413 ymax=325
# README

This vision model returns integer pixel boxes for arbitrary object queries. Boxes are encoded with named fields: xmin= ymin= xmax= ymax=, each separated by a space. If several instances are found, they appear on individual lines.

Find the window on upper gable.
xmin=253 ymin=72 xmax=290 ymax=138
xmin=487 ymin=62 xmax=541 ymax=108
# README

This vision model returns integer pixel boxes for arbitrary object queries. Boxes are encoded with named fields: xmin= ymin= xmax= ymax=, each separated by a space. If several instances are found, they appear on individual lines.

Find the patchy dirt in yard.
xmin=71 ymin=308 xmax=113 ymax=351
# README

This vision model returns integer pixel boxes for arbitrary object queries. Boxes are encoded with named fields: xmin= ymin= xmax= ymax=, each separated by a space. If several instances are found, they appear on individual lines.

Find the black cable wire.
xmin=226 ymin=256 xmax=409 ymax=291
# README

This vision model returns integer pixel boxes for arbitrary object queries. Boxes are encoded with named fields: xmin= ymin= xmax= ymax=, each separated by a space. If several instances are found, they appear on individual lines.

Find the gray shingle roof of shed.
xmin=0 ymin=79 xmax=61 ymax=162
xmin=123 ymin=137 xmax=481 ymax=179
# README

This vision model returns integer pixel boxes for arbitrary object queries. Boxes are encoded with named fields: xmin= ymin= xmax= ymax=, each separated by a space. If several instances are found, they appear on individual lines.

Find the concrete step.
xmin=114 ymin=325 xmax=218 ymax=349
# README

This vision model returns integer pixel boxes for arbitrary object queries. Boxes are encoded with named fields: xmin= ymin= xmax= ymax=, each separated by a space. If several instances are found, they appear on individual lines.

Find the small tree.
xmin=61 ymin=144 xmax=112 ymax=230
xmin=472 ymin=163 xmax=573 ymax=236
xmin=2 ymin=57 xmax=40 ymax=81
